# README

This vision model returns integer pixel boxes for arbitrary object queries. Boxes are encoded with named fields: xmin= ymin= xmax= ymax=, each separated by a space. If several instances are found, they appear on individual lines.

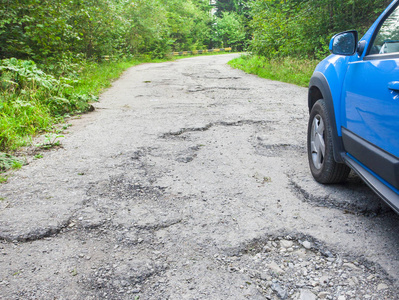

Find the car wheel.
xmin=307 ymin=99 xmax=350 ymax=183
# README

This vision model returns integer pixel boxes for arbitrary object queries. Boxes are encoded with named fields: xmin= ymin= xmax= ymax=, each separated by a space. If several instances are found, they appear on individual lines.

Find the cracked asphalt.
xmin=1 ymin=54 xmax=399 ymax=299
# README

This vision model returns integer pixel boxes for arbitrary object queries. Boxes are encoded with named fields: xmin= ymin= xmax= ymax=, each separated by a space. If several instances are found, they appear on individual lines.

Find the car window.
xmin=369 ymin=5 xmax=399 ymax=55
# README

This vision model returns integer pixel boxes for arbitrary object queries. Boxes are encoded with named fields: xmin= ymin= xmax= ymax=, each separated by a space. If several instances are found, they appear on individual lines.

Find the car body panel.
xmin=342 ymin=128 xmax=399 ymax=190
xmin=342 ymin=58 xmax=399 ymax=158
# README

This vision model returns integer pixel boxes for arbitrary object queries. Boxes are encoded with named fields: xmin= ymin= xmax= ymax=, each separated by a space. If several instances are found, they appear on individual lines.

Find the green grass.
xmin=71 ymin=59 xmax=151 ymax=96
xmin=228 ymin=54 xmax=319 ymax=87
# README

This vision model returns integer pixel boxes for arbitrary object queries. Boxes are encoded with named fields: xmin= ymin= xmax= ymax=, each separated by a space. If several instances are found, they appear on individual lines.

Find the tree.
xmin=212 ymin=12 xmax=246 ymax=50
xmin=163 ymin=0 xmax=213 ymax=52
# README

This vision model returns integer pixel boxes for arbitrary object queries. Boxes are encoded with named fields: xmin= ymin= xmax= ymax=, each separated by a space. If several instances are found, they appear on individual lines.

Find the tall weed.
xmin=0 ymin=58 xmax=94 ymax=151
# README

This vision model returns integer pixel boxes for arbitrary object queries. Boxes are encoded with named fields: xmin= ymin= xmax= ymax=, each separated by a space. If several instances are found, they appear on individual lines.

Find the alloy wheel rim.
xmin=310 ymin=114 xmax=325 ymax=170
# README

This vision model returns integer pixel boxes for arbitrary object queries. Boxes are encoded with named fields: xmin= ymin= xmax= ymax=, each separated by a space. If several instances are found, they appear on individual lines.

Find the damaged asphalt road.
xmin=1 ymin=54 xmax=399 ymax=299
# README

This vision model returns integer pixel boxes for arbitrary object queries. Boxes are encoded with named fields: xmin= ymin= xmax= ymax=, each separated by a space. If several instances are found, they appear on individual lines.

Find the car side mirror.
xmin=329 ymin=30 xmax=358 ymax=56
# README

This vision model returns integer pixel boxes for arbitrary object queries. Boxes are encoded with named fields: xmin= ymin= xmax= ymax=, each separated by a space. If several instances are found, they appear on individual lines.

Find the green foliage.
xmin=248 ymin=0 xmax=390 ymax=59
xmin=210 ymin=0 xmax=251 ymax=50
xmin=0 ymin=0 xmax=215 ymax=61
xmin=0 ymin=57 xmax=92 ymax=115
xmin=163 ymin=1 xmax=213 ymax=52
xmin=0 ymin=57 xmax=95 ymax=151
xmin=0 ymin=0 xmax=78 ymax=59
xmin=212 ymin=12 xmax=247 ymax=50
xmin=36 ymin=134 xmax=64 ymax=150
xmin=215 ymin=0 xmax=250 ymax=17
xmin=229 ymin=54 xmax=318 ymax=87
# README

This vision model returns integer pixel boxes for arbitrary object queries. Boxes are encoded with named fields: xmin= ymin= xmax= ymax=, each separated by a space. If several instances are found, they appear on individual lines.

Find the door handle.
xmin=388 ymin=81 xmax=399 ymax=91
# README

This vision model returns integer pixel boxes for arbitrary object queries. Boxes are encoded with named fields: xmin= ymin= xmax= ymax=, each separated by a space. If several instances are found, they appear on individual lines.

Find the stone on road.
xmin=1 ymin=54 xmax=398 ymax=299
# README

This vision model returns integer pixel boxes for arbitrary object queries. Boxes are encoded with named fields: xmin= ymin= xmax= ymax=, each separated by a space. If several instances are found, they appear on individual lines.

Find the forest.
xmin=1 ymin=0 xmax=392 ymax=62
xmin=0 ymin=0 xmax=394 ymax=161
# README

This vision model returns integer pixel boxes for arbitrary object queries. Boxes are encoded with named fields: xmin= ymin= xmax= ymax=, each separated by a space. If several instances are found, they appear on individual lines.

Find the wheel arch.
xmin=308 ymin=72 xmax=345 ymax=163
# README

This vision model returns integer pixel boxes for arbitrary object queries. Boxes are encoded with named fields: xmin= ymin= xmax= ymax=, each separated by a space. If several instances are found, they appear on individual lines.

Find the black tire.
xmin=307 ymin=99 xmax=350 ymax=183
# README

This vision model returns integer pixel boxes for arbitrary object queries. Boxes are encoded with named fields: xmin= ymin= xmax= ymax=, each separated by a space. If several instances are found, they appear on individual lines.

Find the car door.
xmin=341 ymin=3 xmax=399 ymax=189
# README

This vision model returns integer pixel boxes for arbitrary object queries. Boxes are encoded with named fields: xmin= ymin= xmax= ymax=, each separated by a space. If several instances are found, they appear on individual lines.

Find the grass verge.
xmin=71 ymin=59 xmax=157 ymax=96
xmin=228 ymin=54 xmax=319 ymax=87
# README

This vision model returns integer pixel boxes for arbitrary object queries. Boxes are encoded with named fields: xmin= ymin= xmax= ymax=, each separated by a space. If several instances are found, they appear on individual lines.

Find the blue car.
xmin=307 ymin=0 xmax=399 ymax=212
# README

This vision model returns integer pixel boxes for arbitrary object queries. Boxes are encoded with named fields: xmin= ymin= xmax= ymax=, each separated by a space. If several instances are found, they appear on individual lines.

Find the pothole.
xmin=85 ymin=172 xmax=185 ymax=231
xmin=161 ymin=120 xmax=272 ymax=139
xmin=187 ymin=86 xmax=250 ymax=92
xmin=217 ymin=235 xmax=396 ymax=299
xmin=254 ymin=140 xmax=305 ymax=158
xmin=82 ymin=259 xmax=167 ymax=299
xmin=87 ymin=175 xmax=166 ymax=204
xmin=0 ymin=217 xmax=73 ymax=242
xmin=175 ymin=145 xmax=202 ymax=163
xmin=288 ymin=171 xmax=393 ymax=216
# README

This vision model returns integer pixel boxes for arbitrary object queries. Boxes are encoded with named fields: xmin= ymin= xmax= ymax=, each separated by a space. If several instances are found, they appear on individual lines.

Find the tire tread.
xmin=307 ymin=99 xmax=350 ymax=184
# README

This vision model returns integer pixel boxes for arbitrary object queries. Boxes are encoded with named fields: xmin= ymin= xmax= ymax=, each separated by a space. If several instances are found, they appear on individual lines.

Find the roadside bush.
xmin=0 ymin=58 xmax=92 ymax=115
xmin=0 ymin=58 xmax=94 ymax=151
